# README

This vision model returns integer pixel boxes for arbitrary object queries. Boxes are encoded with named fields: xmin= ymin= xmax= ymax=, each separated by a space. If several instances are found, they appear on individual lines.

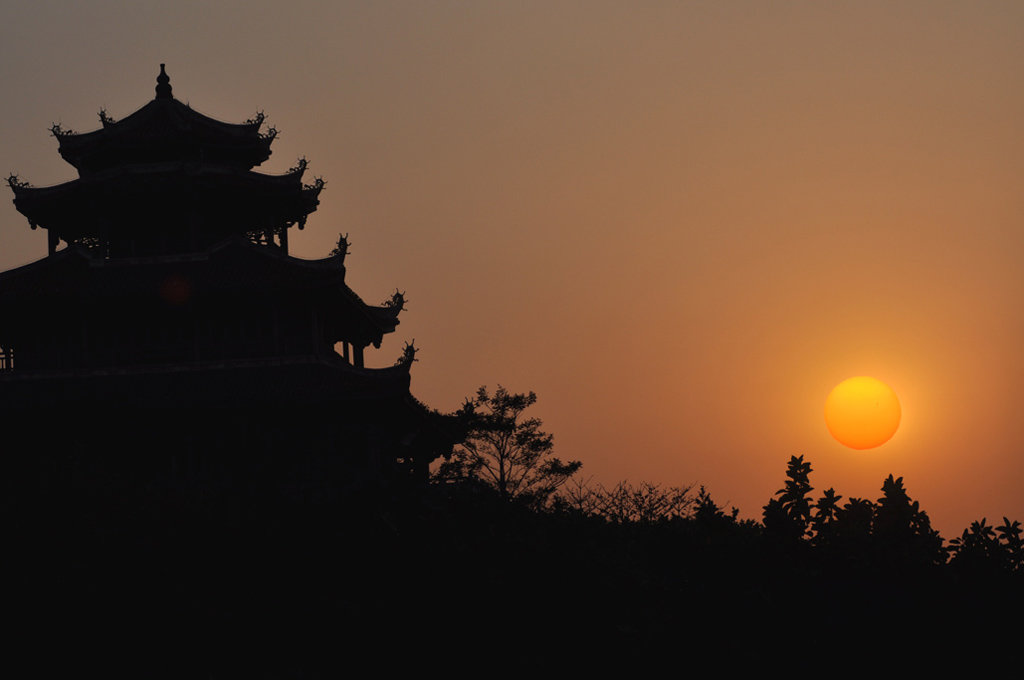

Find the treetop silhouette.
xmin=434 ymin=385 xmax=581 ymax=508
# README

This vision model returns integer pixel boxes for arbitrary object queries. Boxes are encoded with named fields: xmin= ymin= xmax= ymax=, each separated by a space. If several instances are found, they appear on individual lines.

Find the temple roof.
xmin=8 ymin=160 xmax=322 ymax=239
xmin=53 ymin=65 xmax=274 ymax=173
xmin=0 ymin=237 xmax=402 ymax=339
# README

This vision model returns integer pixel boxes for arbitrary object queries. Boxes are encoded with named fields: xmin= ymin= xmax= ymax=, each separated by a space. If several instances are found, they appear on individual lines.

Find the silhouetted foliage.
xmin=759 ymin=458 xmax=950 ymax=574
xmin=554 ymin=477 xmax=695 ymax=523
xmin=810 ymin=487 xmax=843 ymax=548
xmin=996 ymin=517 xmax=1024 ymax=571
xmin=949 ymin=518 xmax=998 ymax=561
xmin=832 ymin=496 xmax=875 ymax=556
xmin=948 ymin=516 xmax=1023 ymax=579
xmin=873 ymin=474 xmax=945 ymax=569
xmin=763 ymin=455 xmax=814 ymax=542
xmin=433 ymin=386 xmax=581 ymax=508
xmin=692 ymin=484 xmax=742 ymax=526
xmin=553 ymin=475 xmax=603 ymax=515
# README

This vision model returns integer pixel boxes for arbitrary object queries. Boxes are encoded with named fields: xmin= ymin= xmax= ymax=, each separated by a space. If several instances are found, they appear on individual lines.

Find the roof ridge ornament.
xmin=245 ymin=111 xmax=266 ymax=127
xmin=395 ymin=340 xmax=418 ymax=367
xmin=155 ymin=63 xmax=172 ymax=100
xmin=50 ymin=123 xmax=74 ymax=138
xmin=385 ymin=290 xmax=406 ymax=312
xmin=330 ymin=233 xmax=350 ymax=262
xmin=6 ymin=173 xmax=30 ymax=190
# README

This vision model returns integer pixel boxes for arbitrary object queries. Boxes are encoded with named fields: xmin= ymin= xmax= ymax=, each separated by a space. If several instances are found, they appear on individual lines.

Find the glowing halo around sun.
xmin=824 ymin=377 xmax=901 ymax=450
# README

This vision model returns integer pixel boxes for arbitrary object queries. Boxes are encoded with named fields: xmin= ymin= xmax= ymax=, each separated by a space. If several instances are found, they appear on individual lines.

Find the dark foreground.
xmin=8 ymin=469 xmax=1020 ymax=676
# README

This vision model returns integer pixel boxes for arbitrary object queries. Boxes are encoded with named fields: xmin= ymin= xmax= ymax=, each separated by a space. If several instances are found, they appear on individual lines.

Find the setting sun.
xmin=824 ymin=377 xmax=902 ymax=450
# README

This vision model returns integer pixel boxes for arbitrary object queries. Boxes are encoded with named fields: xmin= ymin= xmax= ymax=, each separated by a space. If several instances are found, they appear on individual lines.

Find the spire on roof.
xmin=155 ymin=64 xmax=172 ymax=100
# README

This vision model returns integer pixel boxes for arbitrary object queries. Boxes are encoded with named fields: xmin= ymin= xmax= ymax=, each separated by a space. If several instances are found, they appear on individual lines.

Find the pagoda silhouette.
xmin=2 ymin=66 xmax=455 ymax=486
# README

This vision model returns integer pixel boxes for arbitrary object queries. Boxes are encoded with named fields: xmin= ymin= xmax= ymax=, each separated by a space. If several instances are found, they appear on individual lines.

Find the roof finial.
xmin=155 ymin=63 xmax=172 ymax=100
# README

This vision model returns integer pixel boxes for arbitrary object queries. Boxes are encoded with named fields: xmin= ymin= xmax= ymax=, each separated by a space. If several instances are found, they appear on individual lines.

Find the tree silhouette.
xmin=692 ymin=485 xmax=741 ymax=526
xmin=763 ymin=455 xmax=814 ymax=542
xmin=873 ymin=474 xmax=945 ymax=569
xmin=947 ymin=517 xmax=1016 ymax=576
xmin=810 ymin=487 xmax=843 ymax=549
xmin=995 ymin=517 xmax=1024 ymax=571
xmin=434 ymin=386 xmax=581 ymax=508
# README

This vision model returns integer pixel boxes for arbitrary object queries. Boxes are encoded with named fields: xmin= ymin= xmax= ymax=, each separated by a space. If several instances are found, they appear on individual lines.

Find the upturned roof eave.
xmin=336 ymin=281 xmax=404 ymax=339
xmin=0 ymin=238 xmax=344 ymax=302
xmin=231 ymin=242 xmax=403 ymax=341
xmin=56 ymin=98 xmax=272 ymax=170
xmin=9 ymin=165 xmax=319 ymax=234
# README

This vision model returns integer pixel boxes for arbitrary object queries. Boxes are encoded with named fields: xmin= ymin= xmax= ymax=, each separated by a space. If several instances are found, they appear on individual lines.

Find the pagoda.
xmin=2 ymin=65 xmax=455 ymax=485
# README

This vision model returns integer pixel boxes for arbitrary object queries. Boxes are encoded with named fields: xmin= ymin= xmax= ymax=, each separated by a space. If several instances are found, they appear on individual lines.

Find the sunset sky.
xmin=1 ymin=1 xmax=1021 ymax=536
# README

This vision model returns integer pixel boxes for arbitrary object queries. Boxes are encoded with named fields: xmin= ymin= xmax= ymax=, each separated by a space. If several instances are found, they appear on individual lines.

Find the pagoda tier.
xmin=55 ymin=65 xmax=274 ymax=174
xmin=0 ymin=237 xmax=403 ymax=371
xmin=7 ymin=65 xmax=320 ymax=257
xmin=9 ymin=161 xmax=323 ymax=257
xmin=0 ymin=356 xmax=453 ymax=481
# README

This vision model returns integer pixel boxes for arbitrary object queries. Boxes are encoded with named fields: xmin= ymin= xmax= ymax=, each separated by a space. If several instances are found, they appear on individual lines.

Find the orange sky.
xmin=1 ymin=1 xmax=1021 ymax=536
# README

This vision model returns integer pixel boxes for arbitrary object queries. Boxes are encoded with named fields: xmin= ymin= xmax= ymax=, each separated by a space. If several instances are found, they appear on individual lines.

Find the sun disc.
xmin=824 ymin=377 xmax=901 ymax=450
